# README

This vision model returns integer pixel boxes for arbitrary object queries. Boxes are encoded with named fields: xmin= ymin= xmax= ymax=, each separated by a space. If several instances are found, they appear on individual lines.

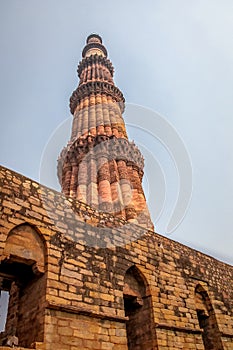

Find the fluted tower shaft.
xmin=58 ymin=34 xmax=153 ymax=229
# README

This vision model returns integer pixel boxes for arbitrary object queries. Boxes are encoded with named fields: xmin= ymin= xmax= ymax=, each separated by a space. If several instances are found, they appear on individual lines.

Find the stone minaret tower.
xmin=58 ymin=34 xmax=153 ymax=230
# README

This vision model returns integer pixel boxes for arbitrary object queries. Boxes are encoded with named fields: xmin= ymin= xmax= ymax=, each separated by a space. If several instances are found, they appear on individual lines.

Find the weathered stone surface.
xmin=0 ymin=34 xmax=233 ymax=350
xmin=0 ymin=165 xmax=233 ymax=349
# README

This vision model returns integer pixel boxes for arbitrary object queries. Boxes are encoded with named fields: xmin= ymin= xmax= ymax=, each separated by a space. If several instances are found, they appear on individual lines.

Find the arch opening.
xmin=195 ymin=284 xmax=223 ymax=350
xmin=123 ymin=266 xmax=156 ymax=350
xmin=0 ymin=224 xmax=46 ymax=348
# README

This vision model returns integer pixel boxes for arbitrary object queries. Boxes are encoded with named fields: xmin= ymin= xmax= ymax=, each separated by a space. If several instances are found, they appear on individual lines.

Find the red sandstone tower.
xmin=58 ymin=34 xmax=153 ymax=230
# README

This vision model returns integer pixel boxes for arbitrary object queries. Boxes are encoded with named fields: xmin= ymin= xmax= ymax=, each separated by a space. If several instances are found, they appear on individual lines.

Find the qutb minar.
xmin=58 ymin=34 xmax=153 ymax=230
xmin=0 ymin=34 xmax=232 ymax=350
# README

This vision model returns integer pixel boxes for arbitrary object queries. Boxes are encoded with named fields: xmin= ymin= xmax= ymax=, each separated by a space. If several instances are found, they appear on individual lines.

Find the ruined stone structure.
xmin=0 ymin=35 xmax=232 ymax=350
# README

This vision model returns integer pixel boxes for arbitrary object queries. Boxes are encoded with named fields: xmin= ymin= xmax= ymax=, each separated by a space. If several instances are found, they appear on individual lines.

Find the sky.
xmin=0 ymin=0 xmax=233 ymax=265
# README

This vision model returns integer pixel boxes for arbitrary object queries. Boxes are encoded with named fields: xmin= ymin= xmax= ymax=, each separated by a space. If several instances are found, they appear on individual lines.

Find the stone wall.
xmin=0 ymin=165 xmax=233 ymax=349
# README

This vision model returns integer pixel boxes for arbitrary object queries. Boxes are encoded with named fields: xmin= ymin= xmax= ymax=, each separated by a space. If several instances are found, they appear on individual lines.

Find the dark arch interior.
xmin=0 ymin=224 xmax=46 ymax=348
xmin=123 ymin=266 xmax=156 ymax=350
xmin=195 ymin=285 xmax=224 ymax=350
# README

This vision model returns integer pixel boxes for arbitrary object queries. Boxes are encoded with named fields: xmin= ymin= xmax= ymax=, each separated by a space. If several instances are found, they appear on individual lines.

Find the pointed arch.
xmin=2 ymin=223 xmax=46 ymax=274
xmin=0 ymin=223 xmax=46 ymax=347
xmin=123 ymin=265 xmax=157 ymax=350
xmin=195 ymin=284 xmax=223 ymax=350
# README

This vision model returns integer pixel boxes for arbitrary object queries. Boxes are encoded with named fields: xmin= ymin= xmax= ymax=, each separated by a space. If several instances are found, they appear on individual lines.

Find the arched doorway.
xmin=195 ymin=284 xmax=223 ymax=350
xmin=0 ymin=224 xmax=46 ymax=348
xmin=123 ymin=266 xmax=156 ymax=350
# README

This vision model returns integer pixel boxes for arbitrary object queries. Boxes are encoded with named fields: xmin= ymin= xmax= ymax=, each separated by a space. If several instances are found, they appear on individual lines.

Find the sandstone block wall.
xmin=0 ymin=165 xmax=233 ymax=349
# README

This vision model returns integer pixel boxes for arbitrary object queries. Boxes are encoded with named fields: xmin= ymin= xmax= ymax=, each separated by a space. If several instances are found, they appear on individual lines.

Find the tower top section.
xmin=82 ymin=33 xmax=108 ymax=58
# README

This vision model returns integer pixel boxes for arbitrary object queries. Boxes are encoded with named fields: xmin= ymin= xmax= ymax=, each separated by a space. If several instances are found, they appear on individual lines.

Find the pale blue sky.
xmin=0 ymin=0 xmax=233 ymax=265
